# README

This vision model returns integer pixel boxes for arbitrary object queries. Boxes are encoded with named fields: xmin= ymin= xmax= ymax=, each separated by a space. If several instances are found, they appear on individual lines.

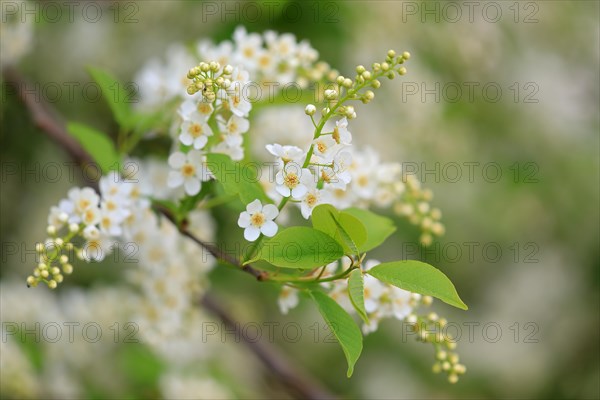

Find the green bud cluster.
xmin=186 ymin=61 xmax=234 ymax=102
xmin=405 ymin=299 xmax=466 ymax=384
xmin=27 ymin=224 xmax=80 ymax=289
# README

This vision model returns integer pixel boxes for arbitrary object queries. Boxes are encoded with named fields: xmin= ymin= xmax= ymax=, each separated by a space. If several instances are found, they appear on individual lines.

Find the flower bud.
xmin=336 ymin=76 xmax=345 ymax=85
xmin=26 ymin=276 xmax=36 ymax=287
xmin=362 ymin=71 xmax=372 ymax=80
xmin=305 ymin=104 xmax=316 ymax=116
xmin=402 ymin=51 xmax=411 ymax=60
xmin=399 ymin=67 xmax=407 ymax=76
xmin=381 ymin=62 xmax=390 ymax=71
xmin=343 ymin=78 xmax=353 ymax=88
xmin=223 ymin=65 xmax=233 ymax=75
xmin=36 ymin=243 xmax=45 ymax=253
xmin=51 ymin=267 xmax=60 ymax=275
xmin=387 ymin=49 xmax=396 ymax=58
xmin=448 ymin=374 xmax=458 ymax=384
xmin=356 ymin=65 xmax=366 ymax=74
xmin=200 ymin=62 xmax=210 ymax=72
xmin=40 ymin=269 xmax=49 ymax=278
xmin=324 ymin=89 xmax=338 ymax=100
xmin=46 ymin=225 xmax=56 ymax=236
xmin=48 ymin=280 xmax=58 ymax=289
xmin=55 ymin=274 xmax=64 ymax=283
xmin=68 ymin=223 xmax=79 ymax=233
xmin=371 ymin=79 xmax=381 ymax=89
xmin=63 ymin=264 xmax=73 ymax=274
xmin=209 ymin=61 xmax=220 ymax=71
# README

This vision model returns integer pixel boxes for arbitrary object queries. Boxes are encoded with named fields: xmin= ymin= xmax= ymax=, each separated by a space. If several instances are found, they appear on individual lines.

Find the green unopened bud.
xmin=187 ymin=86 xmax=198 ymax=95
xmin=381 ymin=62 xmax=390 ymax=71
xmin=209 ymin=61 xmax=220 ymax=71
xmin=336 ymin=76 xmax=345 ymax=85
xmin=399 ymin=67 xmax=407 ymax=75
xmin=387 ymin=50 xmax=396 ymax=58
xmin=200 ymin=62 xmax=210 ymax=72
xmin=40 ymin=269 xmax=49 ymax=278
xmin=371 ymin=79 xmax=381 ymax=89
xmin=362 ymin=71 xmax=372 ymax=80
xmin=356 ymin=65 xmax=366 ymax=74
xmin=62 ymin=264 xmax=73 ymax=274
xmin=48 ymin=280 xmax=57 ymax=289
xmin=55 ymin=274 xmax=64 ymax=283
xmin=51 ymin=267 xmax=60 ymax=275
xmin=402 ymin=51 xmax=411 ymax=60
xmin=26 ymin=276 xmax=36 ymax=287
xmin=223 ymin=64 xmax=233 ymax=75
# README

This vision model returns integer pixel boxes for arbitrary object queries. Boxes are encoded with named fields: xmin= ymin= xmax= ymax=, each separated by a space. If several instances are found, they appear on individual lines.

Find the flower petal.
xmin=244 ymin=226 xmax=261 ymax=241
xmin=184 ymin=178 xmax=201 ymax=196
xmin=262 ymin=204 xmax=279 ymax=220
xmin=260 ymin=220 xmax=278 ymax=237
xmin=167 ymin=171 xmax=183 ymax=188
xmin=246 ymin=199 xmax=263 ymax=214
xmin=237 ymin=211 xmax=251 ymax=228
xmin=168 ymin=152 xmax=186 ymax=168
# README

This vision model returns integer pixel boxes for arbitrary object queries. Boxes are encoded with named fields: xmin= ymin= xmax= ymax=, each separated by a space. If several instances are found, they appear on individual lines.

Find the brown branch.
xmin=3 ymin=66 xmax=335 ymax=400
xmin=156 ymin=205 xmax=268 ymax=281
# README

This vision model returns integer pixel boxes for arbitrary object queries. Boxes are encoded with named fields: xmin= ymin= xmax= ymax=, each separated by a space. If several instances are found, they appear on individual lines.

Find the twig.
xmin=3 ymin=66 xmax=335 ymax=400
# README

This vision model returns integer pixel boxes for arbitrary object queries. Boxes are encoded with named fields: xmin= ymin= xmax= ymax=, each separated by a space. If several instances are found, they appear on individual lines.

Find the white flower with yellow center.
xmin=68 ymin=187 xmax=99 ymax=217
xmin=179 ymin=114 xmax=213 ymax=150
xmin=219 ymin=115 xmax=249 ymax=136
xmin=99 ymin=207 xmax=125 ymax=236
xmin=275 ymin=166 xmax=313 ymax=199
xmin=167 ymin=150 xmax=211 ymax=196
xmin=80 ymin=205 xmax=102 ymax=227
xmin=178 ymin=98 xmax=213 ymax=121
xmin=319 ymin=151 xmax=353 ymax=190
xmin=227 ymin=81 xmax=252 ymax=117
xmin=237 ymin=199 xmax=279 ymax=241
xmin=233 ymin=27 xmax=263 ymax=70
xmin=332 ymin=117 xmax=352 ymax=145
xmin=266 ymin=143 xmax=304 ymax=164
xmin=312 ymin=135 xmax=339 ymax=162
xmin=300 ymin=179 xmax=332 ymax=219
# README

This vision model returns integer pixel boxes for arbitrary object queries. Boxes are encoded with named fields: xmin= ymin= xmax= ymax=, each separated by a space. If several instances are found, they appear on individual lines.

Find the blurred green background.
xmin=1 ymin=1 xmax=599 ymax=399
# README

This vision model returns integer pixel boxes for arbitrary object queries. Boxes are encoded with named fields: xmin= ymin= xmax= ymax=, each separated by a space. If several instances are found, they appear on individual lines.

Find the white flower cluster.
xmin=166 ymin=62 xmax=253 ymax=196
xmin=28 ymin=171 xmax=143 ymax=288
xmin=134 ymin=26 xmax=326 ymax=111
xmin=277 ymin=259 xmax=420 ymax=334
xmin=0 ymin=278 xmax=231 ymax=399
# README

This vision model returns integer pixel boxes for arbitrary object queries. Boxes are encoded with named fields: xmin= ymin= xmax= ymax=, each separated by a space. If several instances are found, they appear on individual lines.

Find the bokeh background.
xmin=1 ymin=1 xmax=599 ymax=399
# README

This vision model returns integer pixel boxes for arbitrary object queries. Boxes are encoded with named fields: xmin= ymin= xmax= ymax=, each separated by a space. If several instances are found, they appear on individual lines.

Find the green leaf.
xmin=348 ymin=269 xmax=369 ymax=324
xmin=312 ymin=204 xmax=367 ymax=255
xmin=87 ymin=67 xmax=132 ymax=128
xmin=66 ymin=122 xmax=120 ymax=174
xmin=245 ymin=227 xmax=343 ymax=269
xmin=367 ymin=260 xmax=468 ymax=310
xmin=343 ymin=208 xmax=397 ymax=252
xmin=309 ymin=290 xmax=363 ymax=377
xmin=205 ymin=153 xmax=268 ymax=204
